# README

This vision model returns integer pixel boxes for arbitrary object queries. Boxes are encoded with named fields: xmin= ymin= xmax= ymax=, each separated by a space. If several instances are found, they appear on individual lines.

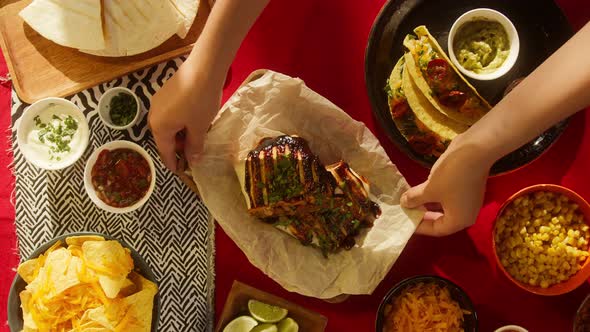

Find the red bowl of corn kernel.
xmin=493 ymin=184 xmax=590 ymax=296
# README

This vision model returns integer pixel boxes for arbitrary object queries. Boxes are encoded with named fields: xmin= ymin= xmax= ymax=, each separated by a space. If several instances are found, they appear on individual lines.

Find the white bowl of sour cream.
xmin=17 ymin=97 xmax=89 ymax=170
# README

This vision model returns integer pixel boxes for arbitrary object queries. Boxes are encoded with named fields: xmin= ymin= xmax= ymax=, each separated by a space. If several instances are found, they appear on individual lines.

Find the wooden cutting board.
xmin=0 ymin=0 xmax=211 ymax=104
xmin=215 ymin=281 xmax=328 ymax=332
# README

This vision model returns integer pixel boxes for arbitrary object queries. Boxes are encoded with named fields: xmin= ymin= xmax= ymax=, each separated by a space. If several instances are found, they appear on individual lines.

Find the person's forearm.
xmin=186 ymin=0 xmax=270 ymax=76
xmin=459 ymin=22 xmax=590 ymax=166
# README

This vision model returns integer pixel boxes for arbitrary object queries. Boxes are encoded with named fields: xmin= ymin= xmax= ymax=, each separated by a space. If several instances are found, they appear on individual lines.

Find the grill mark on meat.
xmin=244 ymin=135 xmax=381 ymax=256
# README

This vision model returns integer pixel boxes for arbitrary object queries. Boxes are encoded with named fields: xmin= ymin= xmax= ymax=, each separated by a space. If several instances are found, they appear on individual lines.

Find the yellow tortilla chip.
xmin=98 ymin=274 xmax=129 ymax=299
xmin=66 ymin=235 xmax=106 ymax=247
xmin=82 ymin=240 xmax=134 ymax=278
xmin=84 ymin=304 xmax=124 ymax=330
xmin=77 ymin=327 xmax=111 ymax=332
xmin=120 ymin=288 xmax=157 ymax=331
xmin=82 ymin=240 xmax=134 ymax=298
xmin=17 ymin=258 xmax=41 ymax=284
xmin=75 ymin=317 xmax=112 ymax=331
xmin=79 ymin=328 xmax=111 ymax=332
xmin=18 ymin=240 xmax=65 ymax=285
xmin=118 ymin=278 xmax=137 ymax=298
xmin=130 ymin=272 xmax=158 ymax=294
xmin=26 ymin=248 xmax=83 ymax=299
xmin=19 ymin=290 xmax=37 ymax=330
xmin=79 ymin=274 xmax=156 ymax=332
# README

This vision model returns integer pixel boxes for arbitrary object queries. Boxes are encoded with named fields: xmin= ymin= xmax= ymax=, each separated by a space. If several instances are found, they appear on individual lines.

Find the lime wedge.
xmin=251 ymin=323 xmax=278 ymax=332
xmin=248 ymin=299 xmax=288 ymax=323
xmin=277 ymin=318 xmax=299 ymax=332
xmin=222 ymin=316 xmax=258 ymax=332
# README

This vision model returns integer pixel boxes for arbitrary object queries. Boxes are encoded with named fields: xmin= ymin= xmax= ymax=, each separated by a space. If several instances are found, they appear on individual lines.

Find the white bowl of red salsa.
xmin=84 ymin=140 xmax=155 ymax=213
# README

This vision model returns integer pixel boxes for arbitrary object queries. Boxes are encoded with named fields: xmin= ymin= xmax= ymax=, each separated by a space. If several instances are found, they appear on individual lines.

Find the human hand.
xmin=400 ymin=135 xmax=493 ymax=236
xmin=148 ymin=56 xmax=226 ymax=171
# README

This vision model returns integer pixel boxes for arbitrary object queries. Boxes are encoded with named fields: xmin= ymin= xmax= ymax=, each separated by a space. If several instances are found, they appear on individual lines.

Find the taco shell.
xmin=403 ymin=26 xmax=491 ymax=125
xmin=401 ymin=57 xmax=468 ymax=141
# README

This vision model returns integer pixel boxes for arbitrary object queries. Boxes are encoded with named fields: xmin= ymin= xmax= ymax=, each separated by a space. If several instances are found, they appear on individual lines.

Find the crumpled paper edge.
xmin=192 ymin=70 xmax=423 ymax=298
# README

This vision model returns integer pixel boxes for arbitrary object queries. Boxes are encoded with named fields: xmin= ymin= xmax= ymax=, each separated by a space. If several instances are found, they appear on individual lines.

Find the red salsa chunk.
xmin=91 ymin=148 xmax=151 ymax=208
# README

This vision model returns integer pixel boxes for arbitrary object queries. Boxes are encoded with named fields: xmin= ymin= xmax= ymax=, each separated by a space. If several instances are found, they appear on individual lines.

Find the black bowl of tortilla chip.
xmin=375 ymin=275 xmax=477 ymax=332
xmin=7 ymin=232 xmax=160 ymax=332
xmin=365 ymin=0 xmax=572 ymax=175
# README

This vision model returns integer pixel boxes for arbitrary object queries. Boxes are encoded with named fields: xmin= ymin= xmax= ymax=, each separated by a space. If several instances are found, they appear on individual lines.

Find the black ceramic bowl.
xmin=375 ymin=275 xmax=478 ymax=331
xmin=365 ymin=0 xmax=573 ymax=175
xmin=7 ymin=232 xmax=160 ymax=332
xmin=574 ymin=293 xmax=590 ymax=332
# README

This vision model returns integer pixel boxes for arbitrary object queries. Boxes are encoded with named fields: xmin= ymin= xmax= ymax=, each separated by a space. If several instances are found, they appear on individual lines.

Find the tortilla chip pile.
xmin=17 ymin=235 xmax=157 ymax=332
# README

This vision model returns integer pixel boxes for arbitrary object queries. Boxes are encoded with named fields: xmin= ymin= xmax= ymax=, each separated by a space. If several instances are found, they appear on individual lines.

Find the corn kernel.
xmin=496 ymin=191 xmax=589 ymax=289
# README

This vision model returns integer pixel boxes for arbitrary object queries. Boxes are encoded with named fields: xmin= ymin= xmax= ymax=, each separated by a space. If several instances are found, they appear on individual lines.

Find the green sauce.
xmin=109 ymin=93 xmax=137 ymax=126
xmin=453 ymin=20 xmax=510 ymax=74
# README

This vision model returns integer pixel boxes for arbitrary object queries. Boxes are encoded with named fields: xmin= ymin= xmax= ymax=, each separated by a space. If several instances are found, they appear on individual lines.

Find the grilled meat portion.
xmin=245 ymin=135 xmax=334 ymax=218
xmin=243 ymin=135 xmax=381 ymax=255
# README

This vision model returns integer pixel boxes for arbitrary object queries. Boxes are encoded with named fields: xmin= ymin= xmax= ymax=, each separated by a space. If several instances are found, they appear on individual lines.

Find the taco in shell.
xmin=386 ymin=56 xmax=467 ymax=158
xmin=403 ymin=25 xmax=492 ymax=126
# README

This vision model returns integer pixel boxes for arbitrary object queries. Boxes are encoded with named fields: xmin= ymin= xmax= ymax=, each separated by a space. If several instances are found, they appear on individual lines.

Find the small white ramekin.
xmin=97 ymin=87 xmax=141 ymax=130
xmin=17 ymin=97 xmax=89 ymax=170
xmin=448 ymin=8 xmax=520 ymax=81
xmin=494 ymin=325 xmax=528 ymax=332
xmin=84 ymin=140 xmax=156 ymax=213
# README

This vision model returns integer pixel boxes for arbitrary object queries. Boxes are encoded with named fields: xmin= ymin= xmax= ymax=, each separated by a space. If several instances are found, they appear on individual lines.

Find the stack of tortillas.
xmin=19 ymin=0 xmax=199 ymax=57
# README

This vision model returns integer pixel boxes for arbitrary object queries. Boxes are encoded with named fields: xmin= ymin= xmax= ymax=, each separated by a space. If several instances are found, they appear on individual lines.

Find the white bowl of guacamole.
xmin=448 ymin=8 xmax=520 ymax=81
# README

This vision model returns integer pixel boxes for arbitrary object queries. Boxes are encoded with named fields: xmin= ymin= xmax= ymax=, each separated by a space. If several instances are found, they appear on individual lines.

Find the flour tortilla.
xmin=80 ymin=0 xmax=181 ymax=57
xmin=19 ymin=0 xmax=104 ymax=51
xmin=169 ymin=0 xmax=200 ymax=38
xmin=401 ymin=54 xmax=468 ymax=140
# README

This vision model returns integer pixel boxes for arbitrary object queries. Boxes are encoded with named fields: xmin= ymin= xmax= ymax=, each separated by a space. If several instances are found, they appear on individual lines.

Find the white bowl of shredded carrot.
xmin=376 ymin=275 xmax=477 ymax=332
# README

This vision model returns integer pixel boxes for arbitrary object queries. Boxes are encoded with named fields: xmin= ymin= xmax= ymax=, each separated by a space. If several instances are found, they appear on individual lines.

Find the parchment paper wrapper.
xmin=191 ymin=70 xmax=423 ymax=299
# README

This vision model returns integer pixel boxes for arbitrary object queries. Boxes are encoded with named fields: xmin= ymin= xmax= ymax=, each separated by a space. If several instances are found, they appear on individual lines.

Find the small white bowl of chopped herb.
xmin=84 ymin=140 xmax=156 ymax=214
xmin=17 ymin=97 xmax=89 ymax=170
xmin=448 ymin=8 xmax=520 ymax=81
xmin=97 ymin=87 xmax=141 ymax=130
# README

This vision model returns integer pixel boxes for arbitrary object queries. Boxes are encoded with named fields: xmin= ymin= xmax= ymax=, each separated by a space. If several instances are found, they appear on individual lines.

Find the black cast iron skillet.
xmin=365 ymin=0 xmax=573 ymax=175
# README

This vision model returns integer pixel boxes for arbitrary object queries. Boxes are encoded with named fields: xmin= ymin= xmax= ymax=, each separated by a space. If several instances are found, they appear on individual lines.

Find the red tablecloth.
xmin=2 ymin=1 xmax=590 ymax=331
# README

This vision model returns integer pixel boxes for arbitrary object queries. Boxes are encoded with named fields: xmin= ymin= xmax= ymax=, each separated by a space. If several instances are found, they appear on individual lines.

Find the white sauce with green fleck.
xmin=22 ymin=103 xmax=85 ymax=167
